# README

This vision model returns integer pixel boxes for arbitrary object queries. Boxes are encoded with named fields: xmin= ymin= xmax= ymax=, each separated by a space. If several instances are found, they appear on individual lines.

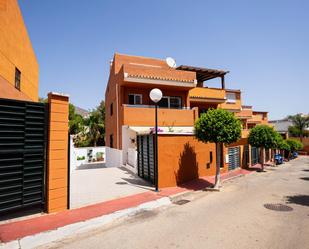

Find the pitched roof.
xmin=123 ymin=63 xmax=196 ymax=83
xmin=269 ymin=120 xmax=292 ymax=132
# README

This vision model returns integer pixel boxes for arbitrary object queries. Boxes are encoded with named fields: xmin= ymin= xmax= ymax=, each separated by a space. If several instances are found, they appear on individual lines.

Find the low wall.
xmin=157 ymin=135 xmax=219 ymax=188
xmin=105 ymin=147 xmax=123 ymax=167
xmin=70 ymin=145 xmax=106 ymax=171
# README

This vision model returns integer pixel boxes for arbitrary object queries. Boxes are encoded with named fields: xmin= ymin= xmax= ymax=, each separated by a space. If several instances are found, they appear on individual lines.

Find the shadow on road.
xmin=77 ymin=163 xmax=106 ymax=170
xmin=285 ymin=195 xmax=309 ymax=207
xmin=299 ymin=177 xmax=309 ymax=181
xmin=302 ymin=169 xmax=309 ymax=172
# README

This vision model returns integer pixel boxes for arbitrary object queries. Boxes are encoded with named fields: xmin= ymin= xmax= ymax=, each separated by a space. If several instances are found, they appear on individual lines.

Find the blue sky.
xmin=19 ymin=0 xmax=308 ymax=119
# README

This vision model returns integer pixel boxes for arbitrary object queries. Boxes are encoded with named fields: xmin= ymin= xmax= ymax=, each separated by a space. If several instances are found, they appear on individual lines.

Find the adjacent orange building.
xmin=0 ymin=0 xmax=39 ymax=101
xmin=105 ymin=53 xmax=269 ymax=187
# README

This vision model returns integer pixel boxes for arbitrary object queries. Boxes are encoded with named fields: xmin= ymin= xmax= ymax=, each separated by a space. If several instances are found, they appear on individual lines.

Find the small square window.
xmin=226 ymin=93 xmax=236 ymax=103
xmin=15 ymin=68 xmax=21 ymax=90
xmin=110 ymin=103 xmax=113 ymax=116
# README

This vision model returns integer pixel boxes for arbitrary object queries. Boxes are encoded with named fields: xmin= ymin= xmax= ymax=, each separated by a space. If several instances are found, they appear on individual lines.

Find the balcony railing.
xmin=122 ymin=105 xmax=197 ymax=127
xmin=189 ymin=87 xmax=226 ymax=103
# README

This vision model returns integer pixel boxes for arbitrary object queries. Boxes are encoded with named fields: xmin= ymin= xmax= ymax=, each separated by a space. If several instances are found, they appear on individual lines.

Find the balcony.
xmin=122 ymin=105 xmax=197 ymax=127
xmin=189 ymin=87 xmax=226 ymax=103
xmin=235 ymin=109 xmax=253 ymax=119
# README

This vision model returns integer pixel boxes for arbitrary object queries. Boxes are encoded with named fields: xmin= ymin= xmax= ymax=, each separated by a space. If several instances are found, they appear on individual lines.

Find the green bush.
xmin=286 ymin=139 xmax=303 ymax=152
xmin=277 ymin=139 xmax=290 ymax=151
xmin=77 ymin=156 xmax=85 ymax=161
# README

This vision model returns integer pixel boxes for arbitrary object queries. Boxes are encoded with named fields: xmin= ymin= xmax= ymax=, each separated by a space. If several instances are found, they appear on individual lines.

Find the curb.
xmin=0 ymin=197 xmax=171 ymax=249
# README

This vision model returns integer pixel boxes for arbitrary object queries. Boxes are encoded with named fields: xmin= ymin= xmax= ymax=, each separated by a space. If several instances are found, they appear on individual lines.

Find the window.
xmin=158 ymin=96 xmax=182 ymax=109
xmin=110 ymin=103 xmax=113 ymax=116
xmin=128 ymin=94 xmax=142 ymax=105
xmin=110 ymin=134 xmax=114 ymax=148
xmin=226 ymin=92 xmax=236 ymax=103
xmin=15 ymin=68 xmax=21 ymax=90
xmin=170 ymin=97 xmax=181 ymax=108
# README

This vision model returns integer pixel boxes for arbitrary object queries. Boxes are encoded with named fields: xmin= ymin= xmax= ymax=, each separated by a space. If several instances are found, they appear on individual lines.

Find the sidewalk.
xmin=0 ymin=168 xmax=255 ymax=245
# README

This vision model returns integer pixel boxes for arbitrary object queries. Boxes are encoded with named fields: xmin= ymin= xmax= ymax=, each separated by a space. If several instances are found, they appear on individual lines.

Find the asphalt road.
xmin=42 ymin=157 xmax=309 ymax=249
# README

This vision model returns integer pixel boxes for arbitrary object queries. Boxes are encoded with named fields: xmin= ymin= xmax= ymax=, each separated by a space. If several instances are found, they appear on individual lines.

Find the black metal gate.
xmin=228 ymin=146 xmax=240 ymax=170
xmin=0 ymin=98 xmax=48 ymax=214
xmin=251 ymin=147 xmax=259 ymax=165
xmin=137 ymin=135 xmax=154 ymax=184
xmin=243 ymin=144 xmax=250 ymax=168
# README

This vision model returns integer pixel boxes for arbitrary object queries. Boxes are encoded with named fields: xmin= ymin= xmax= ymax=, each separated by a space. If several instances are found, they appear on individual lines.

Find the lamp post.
xmin=149 ymin=88 xmax=162 ymax=192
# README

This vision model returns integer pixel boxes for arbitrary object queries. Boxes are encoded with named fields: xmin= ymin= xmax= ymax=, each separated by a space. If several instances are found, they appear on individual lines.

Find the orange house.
xmin=105 ymin=53 xmax=269 ymax=188
xmin=0 ymin=0 xmax=39 ymax=102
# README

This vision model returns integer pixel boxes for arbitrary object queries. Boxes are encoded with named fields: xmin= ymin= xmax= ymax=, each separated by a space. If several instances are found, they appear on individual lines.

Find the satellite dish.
xmin=166 ymin=57 xmax=177 ymax=68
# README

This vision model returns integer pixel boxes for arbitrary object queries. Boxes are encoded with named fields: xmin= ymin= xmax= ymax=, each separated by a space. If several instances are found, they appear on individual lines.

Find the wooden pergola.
xmin=177 ymin=65 xmax=229 ymax=89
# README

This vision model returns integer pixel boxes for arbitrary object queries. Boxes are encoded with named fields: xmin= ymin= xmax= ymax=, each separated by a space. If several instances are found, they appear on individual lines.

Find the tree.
xmin=84 ymin=101 xmax=105 ymax=146
xmin=194 ymin=109 xmax=242 ymax=189
xmin=69 ymin=104 xmax=84 ymax=135
xmin=288 ymin=114 xmax=309 ymax=141
xmin=248 ymin=125 xmax=278 ymax=171
xmin=277 ymin=139 xmax=290 ymax=159
xmin=286 ymin=139 xmax=303 ymax=153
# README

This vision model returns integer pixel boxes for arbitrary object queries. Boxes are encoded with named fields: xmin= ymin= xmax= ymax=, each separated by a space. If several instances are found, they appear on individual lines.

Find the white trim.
xmin=127 ymin=126 xmax=194 ymax=135
xmin=129 ymin=62 xmax=162 ymax=68
xmin=124 ymin=75 xmax=195 ymax=88
xmin=49 ymin=92 xmax=70 ymax=98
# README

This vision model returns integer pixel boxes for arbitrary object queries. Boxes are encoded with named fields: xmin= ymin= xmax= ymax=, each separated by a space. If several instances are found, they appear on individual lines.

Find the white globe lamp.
xmin=149 ymin=88 xmax=162 ymax=103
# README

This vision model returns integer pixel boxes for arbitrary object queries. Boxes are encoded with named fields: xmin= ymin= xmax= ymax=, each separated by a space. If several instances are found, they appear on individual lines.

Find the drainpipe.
xmin=116 ymin=83 xmax=119 ymax=149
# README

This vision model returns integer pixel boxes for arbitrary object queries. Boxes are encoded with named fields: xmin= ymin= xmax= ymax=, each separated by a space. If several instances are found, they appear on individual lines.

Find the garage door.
xmin=228 ymin=147 xmax=240 ymax=170
xmin=137 ymin=135 xmax=154 ymax=184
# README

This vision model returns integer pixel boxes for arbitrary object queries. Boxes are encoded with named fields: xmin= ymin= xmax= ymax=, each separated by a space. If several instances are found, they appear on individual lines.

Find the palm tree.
xmin=288 ymin=114 xmax=309 ymax=141
xmin=85 ymin=110 xmax=105 ymax=147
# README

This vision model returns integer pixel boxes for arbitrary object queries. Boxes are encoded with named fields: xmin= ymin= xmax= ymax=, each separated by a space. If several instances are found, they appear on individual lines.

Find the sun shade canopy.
xmin=177 ymin=65 xmax=228 ymax=82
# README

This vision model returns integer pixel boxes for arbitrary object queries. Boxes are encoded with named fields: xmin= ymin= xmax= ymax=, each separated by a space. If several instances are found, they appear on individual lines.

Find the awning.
xmin=127 ymin=126 xmax=194 ymax=135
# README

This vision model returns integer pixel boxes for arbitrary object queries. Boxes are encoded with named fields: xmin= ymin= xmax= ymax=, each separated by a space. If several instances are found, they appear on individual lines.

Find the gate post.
xmin=46 ymin=92 xmax=69 ymax=213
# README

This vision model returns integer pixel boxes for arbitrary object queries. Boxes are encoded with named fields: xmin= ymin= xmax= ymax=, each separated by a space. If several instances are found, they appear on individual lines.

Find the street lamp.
xmin=149 ymin=88 xmax=162 ymax=192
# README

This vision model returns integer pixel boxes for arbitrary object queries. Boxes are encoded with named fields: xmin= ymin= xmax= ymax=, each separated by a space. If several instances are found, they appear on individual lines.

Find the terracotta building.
xmin=105 ymin=53 xmax=269 ymax=187
xmin=0 ymin=0 xmax=39 ymax=101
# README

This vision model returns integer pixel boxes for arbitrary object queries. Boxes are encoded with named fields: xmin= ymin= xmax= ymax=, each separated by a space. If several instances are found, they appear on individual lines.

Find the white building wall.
xmin=70 ymin=143 xmax=106 ymax=172
xmin=122 ymin=126 xmax=138 ymax=174
xmin=105 ymin=147 xmax=123 ymax=167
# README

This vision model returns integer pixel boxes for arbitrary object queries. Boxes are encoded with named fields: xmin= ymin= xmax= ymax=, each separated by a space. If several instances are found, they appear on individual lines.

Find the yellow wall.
xmin=0 ymin=0 xmax=39 ymax=101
